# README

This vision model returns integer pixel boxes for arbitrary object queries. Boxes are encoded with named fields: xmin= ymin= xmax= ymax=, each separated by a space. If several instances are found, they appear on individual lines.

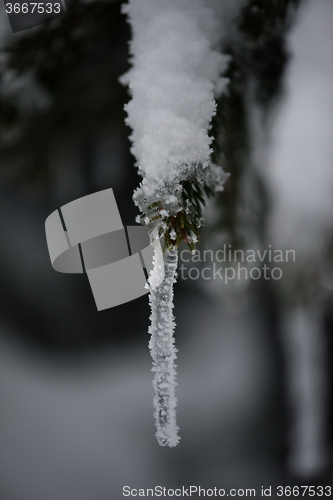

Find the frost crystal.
xmin=148 ymin=250 xmax=179 ymax=447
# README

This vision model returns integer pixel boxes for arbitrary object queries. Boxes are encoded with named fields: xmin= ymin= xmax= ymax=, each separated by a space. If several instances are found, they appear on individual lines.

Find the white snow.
xmin=121 ymin=0 xmax=229 ymax=212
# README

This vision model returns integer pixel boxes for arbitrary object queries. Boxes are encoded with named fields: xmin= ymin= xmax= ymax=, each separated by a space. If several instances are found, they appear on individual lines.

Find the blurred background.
xmin=0 ymin=0 xmax=332 ymax=498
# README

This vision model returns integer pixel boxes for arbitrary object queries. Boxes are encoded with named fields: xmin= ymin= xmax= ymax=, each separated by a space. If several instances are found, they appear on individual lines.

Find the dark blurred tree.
xmin=212 ymin=0 xmax=301 ymax=248
xmin=0 ymin=1 xmax=130 ymax=190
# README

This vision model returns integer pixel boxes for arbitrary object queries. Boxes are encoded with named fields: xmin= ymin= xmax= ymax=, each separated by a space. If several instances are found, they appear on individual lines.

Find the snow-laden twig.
xmin=148 ymin=250 xmax=179 ymax=447
xmin=121 ymin=0 xmax=229 ymax=446
xmin=120 ymin=0 xmax=229 ymax=219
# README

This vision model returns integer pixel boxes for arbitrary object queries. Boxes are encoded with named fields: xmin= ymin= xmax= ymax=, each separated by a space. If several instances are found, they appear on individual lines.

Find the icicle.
xmin=281 ymin=306 xmax=329 ymax=477
xmin=148 ymin=249 xmax=180 ymax=447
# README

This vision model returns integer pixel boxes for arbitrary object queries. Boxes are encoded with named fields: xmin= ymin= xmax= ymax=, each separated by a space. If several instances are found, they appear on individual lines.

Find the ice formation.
xmin=148 ymin=250 xmax=179 ymax=447
xmin=121 ymin=0 xmax=229 ymax=446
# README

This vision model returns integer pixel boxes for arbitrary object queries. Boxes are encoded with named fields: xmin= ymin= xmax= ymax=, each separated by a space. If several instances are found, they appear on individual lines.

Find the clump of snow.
xmin=120 ymin=0 xmax=229 ymax=214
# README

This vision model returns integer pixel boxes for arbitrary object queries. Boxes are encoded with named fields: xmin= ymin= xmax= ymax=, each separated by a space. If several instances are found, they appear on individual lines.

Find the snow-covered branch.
xmin=121 ymin=0 xmax=230 ymax=446
xmin=121 ymin=0 xmax=229 ymax=245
